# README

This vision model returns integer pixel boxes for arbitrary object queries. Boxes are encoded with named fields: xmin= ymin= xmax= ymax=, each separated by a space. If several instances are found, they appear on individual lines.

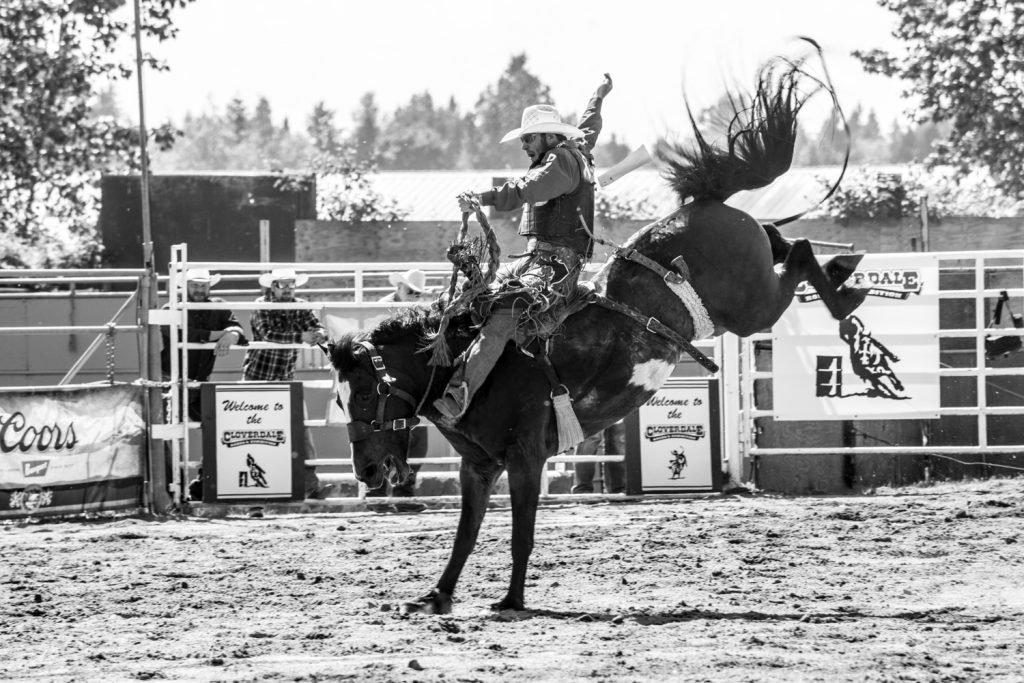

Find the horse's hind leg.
xmin=493 ymin=449 xmax=545 ymax=611
xmin=763 ymin=222 xmax=794 ymax=265
xmin=783 ymin=239 xmax=868 ymax=320
xmin=824 ymin=253 xmax=864 ymax=288
xmin=766 ymin=222 xmax=862 ymax=289
xmin=401 ymin=455 xmax=504 ymax=615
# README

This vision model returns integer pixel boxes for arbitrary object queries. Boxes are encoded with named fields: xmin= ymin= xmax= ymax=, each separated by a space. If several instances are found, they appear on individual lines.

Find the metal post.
xmin=920 ymin=195 xmax=930 ymax=252
xmin=721 ymin=334 xmax=743 ymax=485
xmin=134 ymin=0 xmax=171 ymax=513
xmin=260 ymin=219 xmax=271 ymax=262
xmin=169 ymin=244 xmax=187 ymax=508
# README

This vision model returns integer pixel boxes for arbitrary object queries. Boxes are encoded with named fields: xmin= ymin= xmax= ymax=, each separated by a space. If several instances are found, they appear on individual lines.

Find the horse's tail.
xmin=657 ymin=39 xmax=836 ymax=204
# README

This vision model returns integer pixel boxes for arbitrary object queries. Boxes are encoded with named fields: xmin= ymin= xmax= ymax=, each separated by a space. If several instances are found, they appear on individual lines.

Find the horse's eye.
xmin=355 ymin=390 xmax=374 ymax=403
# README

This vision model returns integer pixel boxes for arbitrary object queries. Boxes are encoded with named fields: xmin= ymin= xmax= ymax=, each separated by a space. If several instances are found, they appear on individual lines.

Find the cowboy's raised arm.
xmin=578 ymin=73 xmax=613 ymax=149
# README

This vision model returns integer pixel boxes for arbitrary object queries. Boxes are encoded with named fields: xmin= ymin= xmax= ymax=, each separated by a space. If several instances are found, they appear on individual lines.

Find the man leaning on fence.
xmin=160 ymin=268 xmax=247 ymax=423
xmin=242 ymin=268 xmax=336 ymax=500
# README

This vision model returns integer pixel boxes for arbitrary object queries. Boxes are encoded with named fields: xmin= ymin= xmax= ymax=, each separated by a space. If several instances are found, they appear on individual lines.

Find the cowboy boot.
xmin=433 ymin=309 xmax=517 ymax=420
xmin=433 ymin=373 xmax=469 ymax=420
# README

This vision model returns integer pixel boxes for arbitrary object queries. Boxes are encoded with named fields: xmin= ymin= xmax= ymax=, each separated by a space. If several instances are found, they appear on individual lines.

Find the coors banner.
xmin=772 ymin=252 xmax=940 ymax=420
xmin=0 ymin=384 xmax=146 ymax=518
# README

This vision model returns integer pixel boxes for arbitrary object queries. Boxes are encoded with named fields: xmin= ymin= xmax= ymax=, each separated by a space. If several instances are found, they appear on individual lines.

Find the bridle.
xmin=341 ymin=340 xmax=423 ymax=444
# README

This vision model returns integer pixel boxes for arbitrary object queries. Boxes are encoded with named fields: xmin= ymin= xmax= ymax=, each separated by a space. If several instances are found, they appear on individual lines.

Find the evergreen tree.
xmin=889 ymin=121 xmax=917 ymax=163
xmin=472 ymin=54 xmax=553 ymax=169
xmin=378 ymin=92 xmax=467 ymax=170
xmin=852 ymin=108 xmax=889 ymax=164
xmin=350 ymin=92 xmax=380 ymax=163
xmin=307 ymin=101 xmax=341 ymax=153
xmin=226 ymin=97 xmax=249 ymax=144
xmin=805 ymin=113 xmax=850 ymax=166
xmin=252 ymin=97 xmax=275 ymax=146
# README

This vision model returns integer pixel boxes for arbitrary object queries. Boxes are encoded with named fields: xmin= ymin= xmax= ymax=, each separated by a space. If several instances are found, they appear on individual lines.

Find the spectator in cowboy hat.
xmin=161 ymin=268 xmax=248 ymax=503
xmin=380 ymin=268 xmax=433 ymax=303
xmin=160 ymin=268 xmax=248 ymax=423
xmin=434 ymin=73 xmax=613 ymax=421
xmin=243 ymin=268 xmax=335 ymax=500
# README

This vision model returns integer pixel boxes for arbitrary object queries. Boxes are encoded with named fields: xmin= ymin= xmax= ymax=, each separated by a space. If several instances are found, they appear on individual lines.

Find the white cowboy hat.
xmin=185 ymin=268 xmax=222 ymax=287
xmin=388 ymin=268 xmax=429 ymax=293
xmin=500 ymin=104 xmax=585 ymax=144
xmin=258 ymin=268 xmax=309 ymax=289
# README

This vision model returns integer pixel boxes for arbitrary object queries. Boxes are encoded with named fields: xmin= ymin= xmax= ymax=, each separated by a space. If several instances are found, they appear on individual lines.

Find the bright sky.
xmin=114 ymin=0 xmax=913 ymax=149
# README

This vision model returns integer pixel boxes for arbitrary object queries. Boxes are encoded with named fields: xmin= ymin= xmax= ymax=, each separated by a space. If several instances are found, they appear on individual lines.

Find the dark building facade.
xmin=99 ymin=173 xmax=316 ymax=272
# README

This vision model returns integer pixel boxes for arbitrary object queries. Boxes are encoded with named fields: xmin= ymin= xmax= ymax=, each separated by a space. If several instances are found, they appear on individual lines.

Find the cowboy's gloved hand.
xmin=446 ymin=242 xmax=464 ymax=264
xmin=596 ymin=73 xmax=613 ymax=99
xmin=457 ymin=192 xmax=480 ymax=214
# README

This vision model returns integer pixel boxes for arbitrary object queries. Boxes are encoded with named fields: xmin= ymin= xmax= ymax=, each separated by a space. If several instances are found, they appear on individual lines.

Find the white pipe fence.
xmin=737 ymin=251 xmax=1024 ymax=467
xmin=160 ymin=246 xmax=715 ymax=508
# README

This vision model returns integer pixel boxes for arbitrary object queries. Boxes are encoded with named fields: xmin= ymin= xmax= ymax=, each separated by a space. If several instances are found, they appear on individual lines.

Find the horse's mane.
xmin=328 ymin=303 xmax=475 ymax=375
xmin=657 ymin=45 xmax=828 ymax=205
xmin=371 ymin=305 xmax=441 ymax=346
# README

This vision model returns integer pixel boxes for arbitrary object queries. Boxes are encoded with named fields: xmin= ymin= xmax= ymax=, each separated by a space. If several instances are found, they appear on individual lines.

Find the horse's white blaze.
xmin=335 ymin=377 xmax=351 ymax=420
xmin=629 ymin=359 xmax=674 ymax=391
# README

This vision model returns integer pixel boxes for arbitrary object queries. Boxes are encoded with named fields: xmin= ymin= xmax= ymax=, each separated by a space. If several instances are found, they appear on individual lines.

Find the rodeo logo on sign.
xmin=644 ymin=424 xmax=705 ymax=441
xmin=773 ymin=253 xmax=940 ymax=421
xmin=796 ymin=268 xmax=924 ymax=303
xmin=209 ymin=385 xmax=297 ymax=500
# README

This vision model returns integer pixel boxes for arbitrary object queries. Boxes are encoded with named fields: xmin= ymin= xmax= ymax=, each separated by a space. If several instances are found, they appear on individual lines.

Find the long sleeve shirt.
xmin=478 ymin=94 xmax=606 ymax=212
xmin=160 ymin=297 xmax=247 ymax=381
xmin=242 ymin=296 xmax=325 ymax=381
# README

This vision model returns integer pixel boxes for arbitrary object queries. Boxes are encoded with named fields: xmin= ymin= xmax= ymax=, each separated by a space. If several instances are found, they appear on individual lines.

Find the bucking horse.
xmin=328 ymin=44 xmax=867 ymax=614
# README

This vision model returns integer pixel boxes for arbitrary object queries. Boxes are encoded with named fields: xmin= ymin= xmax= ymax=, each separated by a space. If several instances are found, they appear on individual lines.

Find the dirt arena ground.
xmin=3 ymin=478 xmax=1023 ymax=682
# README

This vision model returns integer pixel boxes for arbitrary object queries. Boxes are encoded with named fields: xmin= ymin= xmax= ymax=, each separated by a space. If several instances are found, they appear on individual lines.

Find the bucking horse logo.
xmin=668 ymin=448 xmax=688 ymax=480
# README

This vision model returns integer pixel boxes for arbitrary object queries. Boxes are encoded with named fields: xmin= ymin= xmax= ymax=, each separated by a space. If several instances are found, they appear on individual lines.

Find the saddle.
xmin=510 ymin=280 xmax=596 ymax=348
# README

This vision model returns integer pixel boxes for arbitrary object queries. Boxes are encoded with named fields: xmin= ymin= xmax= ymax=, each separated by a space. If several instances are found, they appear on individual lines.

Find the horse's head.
xmin=328 ymin=334 xmax=425 ymax=490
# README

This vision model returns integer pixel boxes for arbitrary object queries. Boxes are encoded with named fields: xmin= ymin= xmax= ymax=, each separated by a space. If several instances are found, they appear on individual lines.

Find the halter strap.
xmin=343 ymin=340 xmax=422 ymax=443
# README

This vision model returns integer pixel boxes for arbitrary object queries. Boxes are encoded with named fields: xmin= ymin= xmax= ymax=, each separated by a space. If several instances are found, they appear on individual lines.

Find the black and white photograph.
xmin=2 ymin=1 xmax=1023 ymax=680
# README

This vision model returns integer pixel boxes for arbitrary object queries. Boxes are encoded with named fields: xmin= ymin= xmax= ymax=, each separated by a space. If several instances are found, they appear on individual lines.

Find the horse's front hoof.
xmin=491 ymin=596 xmax=525 ymax=612
xmin=399 ymin=589 xmax=452 ymax=615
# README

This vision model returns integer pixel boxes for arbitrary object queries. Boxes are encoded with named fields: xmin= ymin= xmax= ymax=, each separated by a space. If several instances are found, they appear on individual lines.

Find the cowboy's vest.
xmin=518 ymin=145 xmax=596 ymax=258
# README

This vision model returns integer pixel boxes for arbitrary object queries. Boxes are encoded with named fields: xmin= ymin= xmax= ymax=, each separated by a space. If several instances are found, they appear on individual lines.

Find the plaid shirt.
xmin=242 ymin=296 xmax=325 ymax=381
